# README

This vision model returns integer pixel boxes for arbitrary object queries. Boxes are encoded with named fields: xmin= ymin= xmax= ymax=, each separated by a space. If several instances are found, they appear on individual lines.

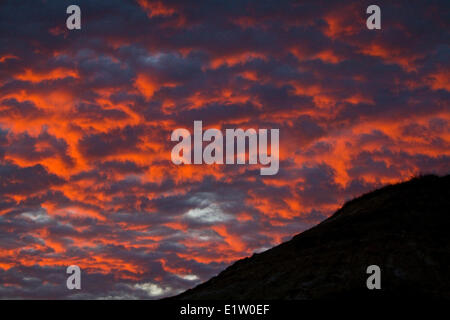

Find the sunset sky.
xmin=0 ymin=0 xmax=449 ymax=299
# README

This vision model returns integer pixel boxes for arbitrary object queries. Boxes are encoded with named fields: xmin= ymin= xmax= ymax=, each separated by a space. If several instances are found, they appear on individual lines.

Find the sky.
xmin=0 ymin=0 xmax=449 ymax=299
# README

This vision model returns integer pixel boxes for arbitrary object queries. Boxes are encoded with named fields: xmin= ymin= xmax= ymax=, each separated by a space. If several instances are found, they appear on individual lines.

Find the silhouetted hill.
xmin=174 ymin=175 xmax=450 ymax=299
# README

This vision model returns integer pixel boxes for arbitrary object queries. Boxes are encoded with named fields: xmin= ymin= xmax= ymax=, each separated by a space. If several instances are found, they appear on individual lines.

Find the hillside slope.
xmin=174 ymin=175 xmax=450 ymax=299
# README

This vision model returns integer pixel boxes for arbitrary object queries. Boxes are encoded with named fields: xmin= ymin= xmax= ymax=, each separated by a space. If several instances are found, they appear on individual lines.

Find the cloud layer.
xmin=0 ymin=0 xmax=449 ymax=298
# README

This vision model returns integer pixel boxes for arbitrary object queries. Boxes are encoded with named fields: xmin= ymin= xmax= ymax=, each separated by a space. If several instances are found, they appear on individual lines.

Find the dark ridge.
xmin=172 ymin=174 xmax=450 ymax=299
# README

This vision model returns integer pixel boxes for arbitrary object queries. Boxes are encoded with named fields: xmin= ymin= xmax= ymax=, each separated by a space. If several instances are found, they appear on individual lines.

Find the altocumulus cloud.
xmin=0 ymin=0 xmax=448 ymax=298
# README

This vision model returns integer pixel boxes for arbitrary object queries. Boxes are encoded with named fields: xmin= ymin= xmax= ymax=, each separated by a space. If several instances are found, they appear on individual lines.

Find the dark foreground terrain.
xmin=174 ymin=175 xmax=450 ymax=299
